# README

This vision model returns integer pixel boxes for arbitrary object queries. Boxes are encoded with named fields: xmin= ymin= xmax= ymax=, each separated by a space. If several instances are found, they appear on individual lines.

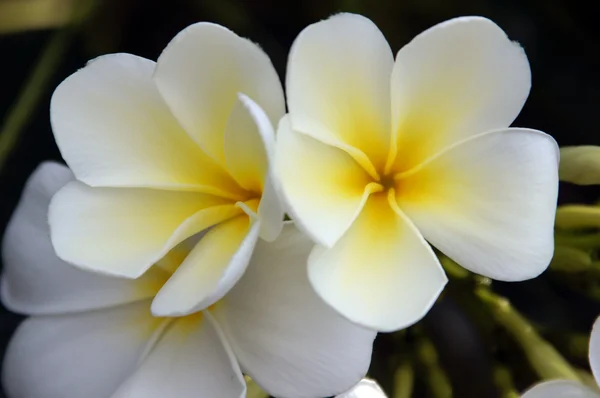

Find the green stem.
xmin=475 ymin=287 xmax=581 ymax=382
xmin=493 ymin=365 xmax=520 ymax=398
xmin=0 ymin=28 xmax=72 ymax=171
xmin=415 ymin=336 xmax=452 ymax=398
xmin=393 ymin=359 xmax=414 ymax=398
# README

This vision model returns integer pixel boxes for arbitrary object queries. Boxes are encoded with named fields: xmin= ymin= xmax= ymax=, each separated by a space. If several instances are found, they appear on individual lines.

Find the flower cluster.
xmin=1 ymin=12 xmax=559 ymax=398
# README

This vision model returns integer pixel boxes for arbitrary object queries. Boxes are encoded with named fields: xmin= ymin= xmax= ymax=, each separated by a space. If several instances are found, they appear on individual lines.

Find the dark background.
xmin=1 ymin=0 xmax=600 ymax=397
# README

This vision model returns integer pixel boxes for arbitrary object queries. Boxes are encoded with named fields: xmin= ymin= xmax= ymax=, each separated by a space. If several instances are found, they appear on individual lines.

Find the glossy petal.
xmin=286 ymin=13 xmax=393 ymax=169
xmin=215 ymin=224 xmax=376 ymax=397
xmin=1 ymin=163 xmax=167 ymax=315
xmin=111 ymin=313 xmax=246 ymax=398
xmin=391 ymin=17 xmax=531 ymax=172
xmin=50 ymin=54 xmax=241 ymax=196
xmin=151 ymin=215 xmax=259 ymax=316
xmin=522 ymin=380 xmax=600 ymax=398
xmin=49 ymin=181 xmax=240 ymax=278
xmin=154 ymin=22 xmax=284 ymax=167
xmin=275 ymin=116 xmax=375 ymax=247
xmin=309 ymin=194 xmax=447 ymax=332
xmin=2 ymin=301 xmax=161 ymax=398
xmin=590 ymin=316 xmax=600 ymax=386
xmin=224 ymin=93 xmax=284 ymax=241
xmin=397 ymin=128 xmax=559 ymax=281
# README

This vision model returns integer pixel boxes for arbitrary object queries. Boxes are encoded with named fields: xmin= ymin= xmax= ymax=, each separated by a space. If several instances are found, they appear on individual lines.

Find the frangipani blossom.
xmin=522 ymin=317 xmax=600 ymax=397
xmin=49 ymin=22 xmax=285 ymax=317
xmin=1 ymin=163 xmax=376 ymax=398
xmin=275 ymin=14 xmax=559 ymax=332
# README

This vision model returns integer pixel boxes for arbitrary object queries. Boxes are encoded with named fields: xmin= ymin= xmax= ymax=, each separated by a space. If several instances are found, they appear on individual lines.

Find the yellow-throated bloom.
xmin=48 ymin=22 xmax=286 ymax=317
xmin=275 ymin=14 xmax=560 ymax=332
xmin=2 ymin=163 xmax=376 ymax=398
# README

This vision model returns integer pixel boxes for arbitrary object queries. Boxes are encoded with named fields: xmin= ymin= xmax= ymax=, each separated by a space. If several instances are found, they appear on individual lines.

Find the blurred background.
xmin=1 ymin=0 xmax=600 ymax=397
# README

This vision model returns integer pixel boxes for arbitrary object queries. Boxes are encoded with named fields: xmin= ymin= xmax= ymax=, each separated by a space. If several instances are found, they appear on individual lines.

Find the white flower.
xmin=1 ymin=163 xmax=376 ymax=398
xmin=522 ymin=317 xmax=600 ymax=397
xmin=275 ymin=13 xmax=560 ymax=332
xmin=48 ymin=22 xmax=286 ymax=317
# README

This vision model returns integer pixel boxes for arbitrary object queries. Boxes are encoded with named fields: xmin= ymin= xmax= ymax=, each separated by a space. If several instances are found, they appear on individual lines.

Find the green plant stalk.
xmin=476 ymin=287 xmax=581 ymax=382
xmin=0 ymin=29 xmax=70 ymax=171
xmin=393 ymin=359 xmax=414 ymax=398
xmin=416 ymin=336 xmax=452 ymax=398
xmin=493 ymin=365 xmax=520 ymax=398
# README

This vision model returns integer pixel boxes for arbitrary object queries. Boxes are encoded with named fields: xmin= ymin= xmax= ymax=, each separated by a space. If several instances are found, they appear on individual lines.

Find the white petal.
xmin=590 ymin=317 xmax=600 ymax=386
xmin=391 ymin=17 xmax=531 ymax=172
xmin=309 ymin=194 xmax=448 ymax=332
xmin=50 ymin=54 xmax=242 ymax=196
xmin=223 ymin=93 xmax=284 ymax=241
xmin=2 ymin=301 xmax=161 ymax=398
xmin=49 ymin=181 xmax=241 ymax=278
xmin=336 ymin=379 xmax=387 ymax=398
xmin=397 ymin=128 xmax=559 ymax=281
xmin=111 ymin=312 xmax=245 ymax=398
xmin=275 ymin=116 xmax=376 ymax=247
xmin=286 ymin=13 xmax=393 ymax=169
xmin=214 ymin=224 xmax=376 ymax=398
xmin=154 ymin=22 xmax=284 ymax=168
xmin=151 ymin=216 xmax=260 ymax=316
xmin=1 ymin=162 xmax=164 ymax=315
xmin=522 ymin=380 xmax=600 ymax=398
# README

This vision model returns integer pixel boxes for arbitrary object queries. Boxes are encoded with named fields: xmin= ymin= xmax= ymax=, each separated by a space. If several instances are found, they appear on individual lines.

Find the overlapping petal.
xmin=390 ymin=16 xmax=531 ymax=172
xmin=286 ymin=13 xmax=393 ymax=170
xmin=224 ymin=93 xmax=283 ymax=241
xmin=49 ymin=181 xmax=241 ymax=278
xmin=308 ymin=193 xmax=447 ymax=332
xmin=590 ymin=317 xmax=600 ymax=386
xmin=397 ymin=128 xmax=558 ymax=281
xmin=50 ymin=54 xmax=242 ymax=197
xmin=1 ymin=162 xmax=166 ymax=315
xmin=275 ymin=116 xmax=375 ymax=247
xmin=2 ymin=301 xmax=161 ymax=398
xmin=215 ymin=224 xmax=376 ymax=398
xmin=153 ymin=22 xmax=284 ymax=168
xmin=151 ymin=216 xmax=260 ymax=316
xmin=111 ymin=313 xmax=245 ymax=398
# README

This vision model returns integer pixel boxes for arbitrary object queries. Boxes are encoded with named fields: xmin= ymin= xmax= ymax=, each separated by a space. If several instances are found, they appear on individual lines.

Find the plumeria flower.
xmin=1 ymin=162 xmax=376 ymax=398
xmin=275 ymin=13 xmax=559 ymax=332
xmin=522 ymin=317 xmax=600 ymax=397
xmin=49 ymin=22 xmax=286 ymax=317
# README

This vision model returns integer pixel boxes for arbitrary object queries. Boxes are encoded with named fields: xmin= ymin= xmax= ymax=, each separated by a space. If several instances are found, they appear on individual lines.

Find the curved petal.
xmin=275 ymin=116 xmax=375 ymax=247
xmin=309 ymin=193 xmax=447 ymax=332
xmin=151 ymin=216 xmax=259 ymax=316
xmin=49 ymin=181 xmax=241 ymax=278
xmin=286 ymin=13 xmax=393 ymax=169
xmin=2 ymin=301 xmax=161 ymax=398
xmin=111 ymin=313 xmax=246 ymax=398
xmin=397 ymin=128 xmax=559 ymax=281
xmin=391 ymin=17 xmax=531 ymax=172
xmin=154 ymin=22 xmax=284 ymax=168
xmin=224 ymin=93 xmax=284 ymax=241
xmin=590 ymin=317 xmax=600 ymax=386
xmin=522 ymin=380 xmax=600 ymax=398
xmin=1 ymin=162 xmax=166 ymax=315
xmin=50 ymin=54 xmax=242 ymax=196
xmin=214 ymin=224 xmax=376 ymax=398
